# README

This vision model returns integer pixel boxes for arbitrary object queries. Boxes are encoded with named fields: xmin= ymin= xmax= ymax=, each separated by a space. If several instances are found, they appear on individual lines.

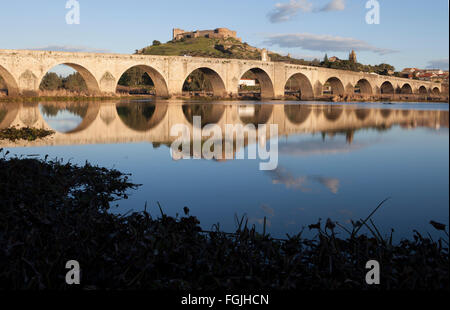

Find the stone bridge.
xmin=1 ymin=101 xmax=447 ymax=150
xmin=0 ymin=49 xmax=443 ymax=99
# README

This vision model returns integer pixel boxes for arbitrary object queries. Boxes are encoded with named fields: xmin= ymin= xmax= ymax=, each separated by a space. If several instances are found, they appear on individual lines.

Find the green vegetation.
xmin=138 ymin=37 xmax=261 ymax=59
xmin=0 ymin=126 xmax=54 ymax=142
xmin=0 ymin=153 xmax=448 ymax=290
xmin=40 ymin=72 xmax=87 ymax=92
xmin=321 ymin=57 xmax=396 ymax=75
xmin=117 ymin=67 xmax=155 ymax=94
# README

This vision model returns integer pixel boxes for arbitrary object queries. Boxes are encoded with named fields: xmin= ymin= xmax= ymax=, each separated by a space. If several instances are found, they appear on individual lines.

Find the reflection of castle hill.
xmin=0 ymin=101 xmax=448 ymax=149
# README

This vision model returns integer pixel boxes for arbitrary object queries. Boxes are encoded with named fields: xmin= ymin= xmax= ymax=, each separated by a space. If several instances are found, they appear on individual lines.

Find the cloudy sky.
xmin=0 ymin=0 xmax=448 ymax=71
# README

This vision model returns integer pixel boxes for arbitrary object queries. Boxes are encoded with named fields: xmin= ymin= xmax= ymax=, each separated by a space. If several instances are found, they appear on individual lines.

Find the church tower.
xmin=349 ymin=50 xmax=357 ymax=63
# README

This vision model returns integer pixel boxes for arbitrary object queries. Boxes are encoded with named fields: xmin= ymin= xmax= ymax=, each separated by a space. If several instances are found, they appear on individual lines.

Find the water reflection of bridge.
xmin=1 ymin=101 xmax=448 ymax=148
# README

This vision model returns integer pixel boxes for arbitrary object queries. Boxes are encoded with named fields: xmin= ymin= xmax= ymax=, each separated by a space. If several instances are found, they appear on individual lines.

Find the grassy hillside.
xmin=137 ymin=37 xmax=308 ymax=64
xmin=137 ymin=37 xmax=262 ymax=59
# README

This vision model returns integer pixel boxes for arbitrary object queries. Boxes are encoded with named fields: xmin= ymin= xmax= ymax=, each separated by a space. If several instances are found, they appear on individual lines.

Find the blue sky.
xmin=0 ymin=0 xmax=448 ymax=71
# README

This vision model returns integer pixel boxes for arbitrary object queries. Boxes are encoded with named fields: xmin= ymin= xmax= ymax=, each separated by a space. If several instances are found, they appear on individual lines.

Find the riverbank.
xmin=0 ymin=154 xmax=448 ymax=290
xmin=0 ymin=94 xmax=157 ymax=103
xmin=1 ymin=92 xmax=448 ymax=103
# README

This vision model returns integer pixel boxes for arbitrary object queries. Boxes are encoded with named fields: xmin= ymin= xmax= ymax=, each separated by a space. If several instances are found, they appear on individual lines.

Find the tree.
xmin=118 ymin=68 xmax=154 ymax=88
xmin=324 ymin=54 xmax=329 ymax=63
xmin=152 ymin=40 xmax=161 ymax=46
xmin=62 ymin=72 xmax=87 ymax=92
xmin=39 ymin=72 xmax=62 ymax=91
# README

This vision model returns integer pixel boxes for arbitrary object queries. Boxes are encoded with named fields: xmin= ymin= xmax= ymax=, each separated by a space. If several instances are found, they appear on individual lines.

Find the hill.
xmin=136 ymin=37 xmax=309 ymax=64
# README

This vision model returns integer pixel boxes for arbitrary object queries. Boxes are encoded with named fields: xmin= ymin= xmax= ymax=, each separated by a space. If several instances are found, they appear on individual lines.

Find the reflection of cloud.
xmin=268 ymin=168 xmax=311 ymax=192
xmin=263 ymin=33 xmax=396 ymax=55
xmin=267 ymin=167 xmax=340 ymax=194
xmin=267 ymin=0 xmax=313 ymax=23
xmin=313 ymin=176 xmax=340 ymax=194
xmin=279 ymin=139 xmax=367 ymax=156
xmin=261 ymin=204 xmax=275 ymax=217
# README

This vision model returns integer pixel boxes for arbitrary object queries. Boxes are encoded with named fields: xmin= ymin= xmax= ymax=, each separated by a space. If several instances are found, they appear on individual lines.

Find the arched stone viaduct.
xmin=0 ymin=49 xmax=443 ymax=99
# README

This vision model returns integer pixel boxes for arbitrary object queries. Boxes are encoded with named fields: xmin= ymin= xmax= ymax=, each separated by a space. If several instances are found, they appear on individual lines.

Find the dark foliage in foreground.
xmin=0 ymin=126 xmax=54 ymax=142
xmin=0 ymin=154 xmax=448 ymax=290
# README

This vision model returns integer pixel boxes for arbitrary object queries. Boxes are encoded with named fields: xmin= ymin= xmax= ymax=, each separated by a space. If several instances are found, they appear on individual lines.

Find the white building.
xmin=239 ymin=79 xmax=256 ymax=87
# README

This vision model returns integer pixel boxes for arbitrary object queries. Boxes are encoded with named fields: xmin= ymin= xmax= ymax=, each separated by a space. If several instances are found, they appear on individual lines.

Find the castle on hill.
xmin=172 ymin=28 xmax=242 ymax=42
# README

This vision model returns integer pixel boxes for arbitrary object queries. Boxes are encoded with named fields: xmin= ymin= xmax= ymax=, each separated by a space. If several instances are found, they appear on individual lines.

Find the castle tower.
xmin=172 ymin=28 xmax=185 ymax=40
xmin=349 ymin=50 xmax=357 ymax=63
xmin=261 ymin=49 xmax=270 ymax=62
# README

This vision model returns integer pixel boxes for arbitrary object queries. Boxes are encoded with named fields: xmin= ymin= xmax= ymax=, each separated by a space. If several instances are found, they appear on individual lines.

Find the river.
xmin=1 ymin=99 xmax=448 ymax=240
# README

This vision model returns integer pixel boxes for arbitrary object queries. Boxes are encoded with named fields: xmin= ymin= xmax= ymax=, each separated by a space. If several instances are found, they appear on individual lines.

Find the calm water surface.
xmin=1 ymin=100 xmax=448 ymax=239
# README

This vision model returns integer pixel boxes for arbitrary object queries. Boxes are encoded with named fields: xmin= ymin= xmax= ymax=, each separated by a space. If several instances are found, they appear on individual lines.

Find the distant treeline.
xmin=40 ymin=72 xmax=88 ymax=92
xmin=39 ymin=68 xmax=212 ymax=93
xmin=271 ymin=54 xmax=396 ymax=76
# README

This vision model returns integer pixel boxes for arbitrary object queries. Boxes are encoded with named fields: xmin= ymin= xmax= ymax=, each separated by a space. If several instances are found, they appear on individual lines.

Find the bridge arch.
xmin=182 ymin=67 xmax=227 ymax=97
xmin=40 ymin=63 xmax=101 ymax=94
xmin=323 ymin=105 xmax=344 ymax=122
xmin=355 ymin=79 xmax=373 ymax=95
xmin=182 ymin=104 xmax=226 ymax=128
xmin=323 ymin=77 xmax=345 ymax=96
xmin=380 ymin=81 xmax=395 ymax=94
xmin=418 ymin=86 xmax=428 ymax=94
xmin=0 ymin=102 xmax=20 ymax=128
xmin=239 ymin=67 xmax=275 ymax=99
xmin=0 ymin=65 xmax=19 ymax=96
xmin=380 ymin=109 xmax=392 ymax=119
xmin=432 ymin=87 xmax=441 ymax=95
xmin=39 ymin=102 xmax=101 ymax=133
xmin=284 ymin=72 xmax=314 ymax=100
xmin=400 ymin=83 xmax=413 ymax=94
xmin=355 ymin=108 xmax=371 ymax=121
xmin=238 ymin=104 xmax=273 ymax=125
xmin=117 ymin=65 xmax=169 ymax=97
xmin=116 ymin=101 xmax=168 ymax=132
xmin=284 ymin=104 xmax=312 ymax=125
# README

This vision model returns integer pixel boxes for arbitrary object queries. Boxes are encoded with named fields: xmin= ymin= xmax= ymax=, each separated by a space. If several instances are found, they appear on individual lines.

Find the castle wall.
xmin=172 ymin=28 xmax=241 ymax=42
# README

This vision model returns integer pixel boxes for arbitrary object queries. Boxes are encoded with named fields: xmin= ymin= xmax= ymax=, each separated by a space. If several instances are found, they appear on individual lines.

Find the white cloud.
xmin=28 ymin=45 xmax=110 ymax=53
xmin=426 ymin=58 xmax=449 ymax=70
xmin=268 ymin=0 xmax=346 ymax=23
xmin=263 ymin=33 xmax=396 ymax=55
xmin=267 ymin=0 xmax=313 ymax=23
xmin=320 ymin=0 xmax=346 ymax=12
